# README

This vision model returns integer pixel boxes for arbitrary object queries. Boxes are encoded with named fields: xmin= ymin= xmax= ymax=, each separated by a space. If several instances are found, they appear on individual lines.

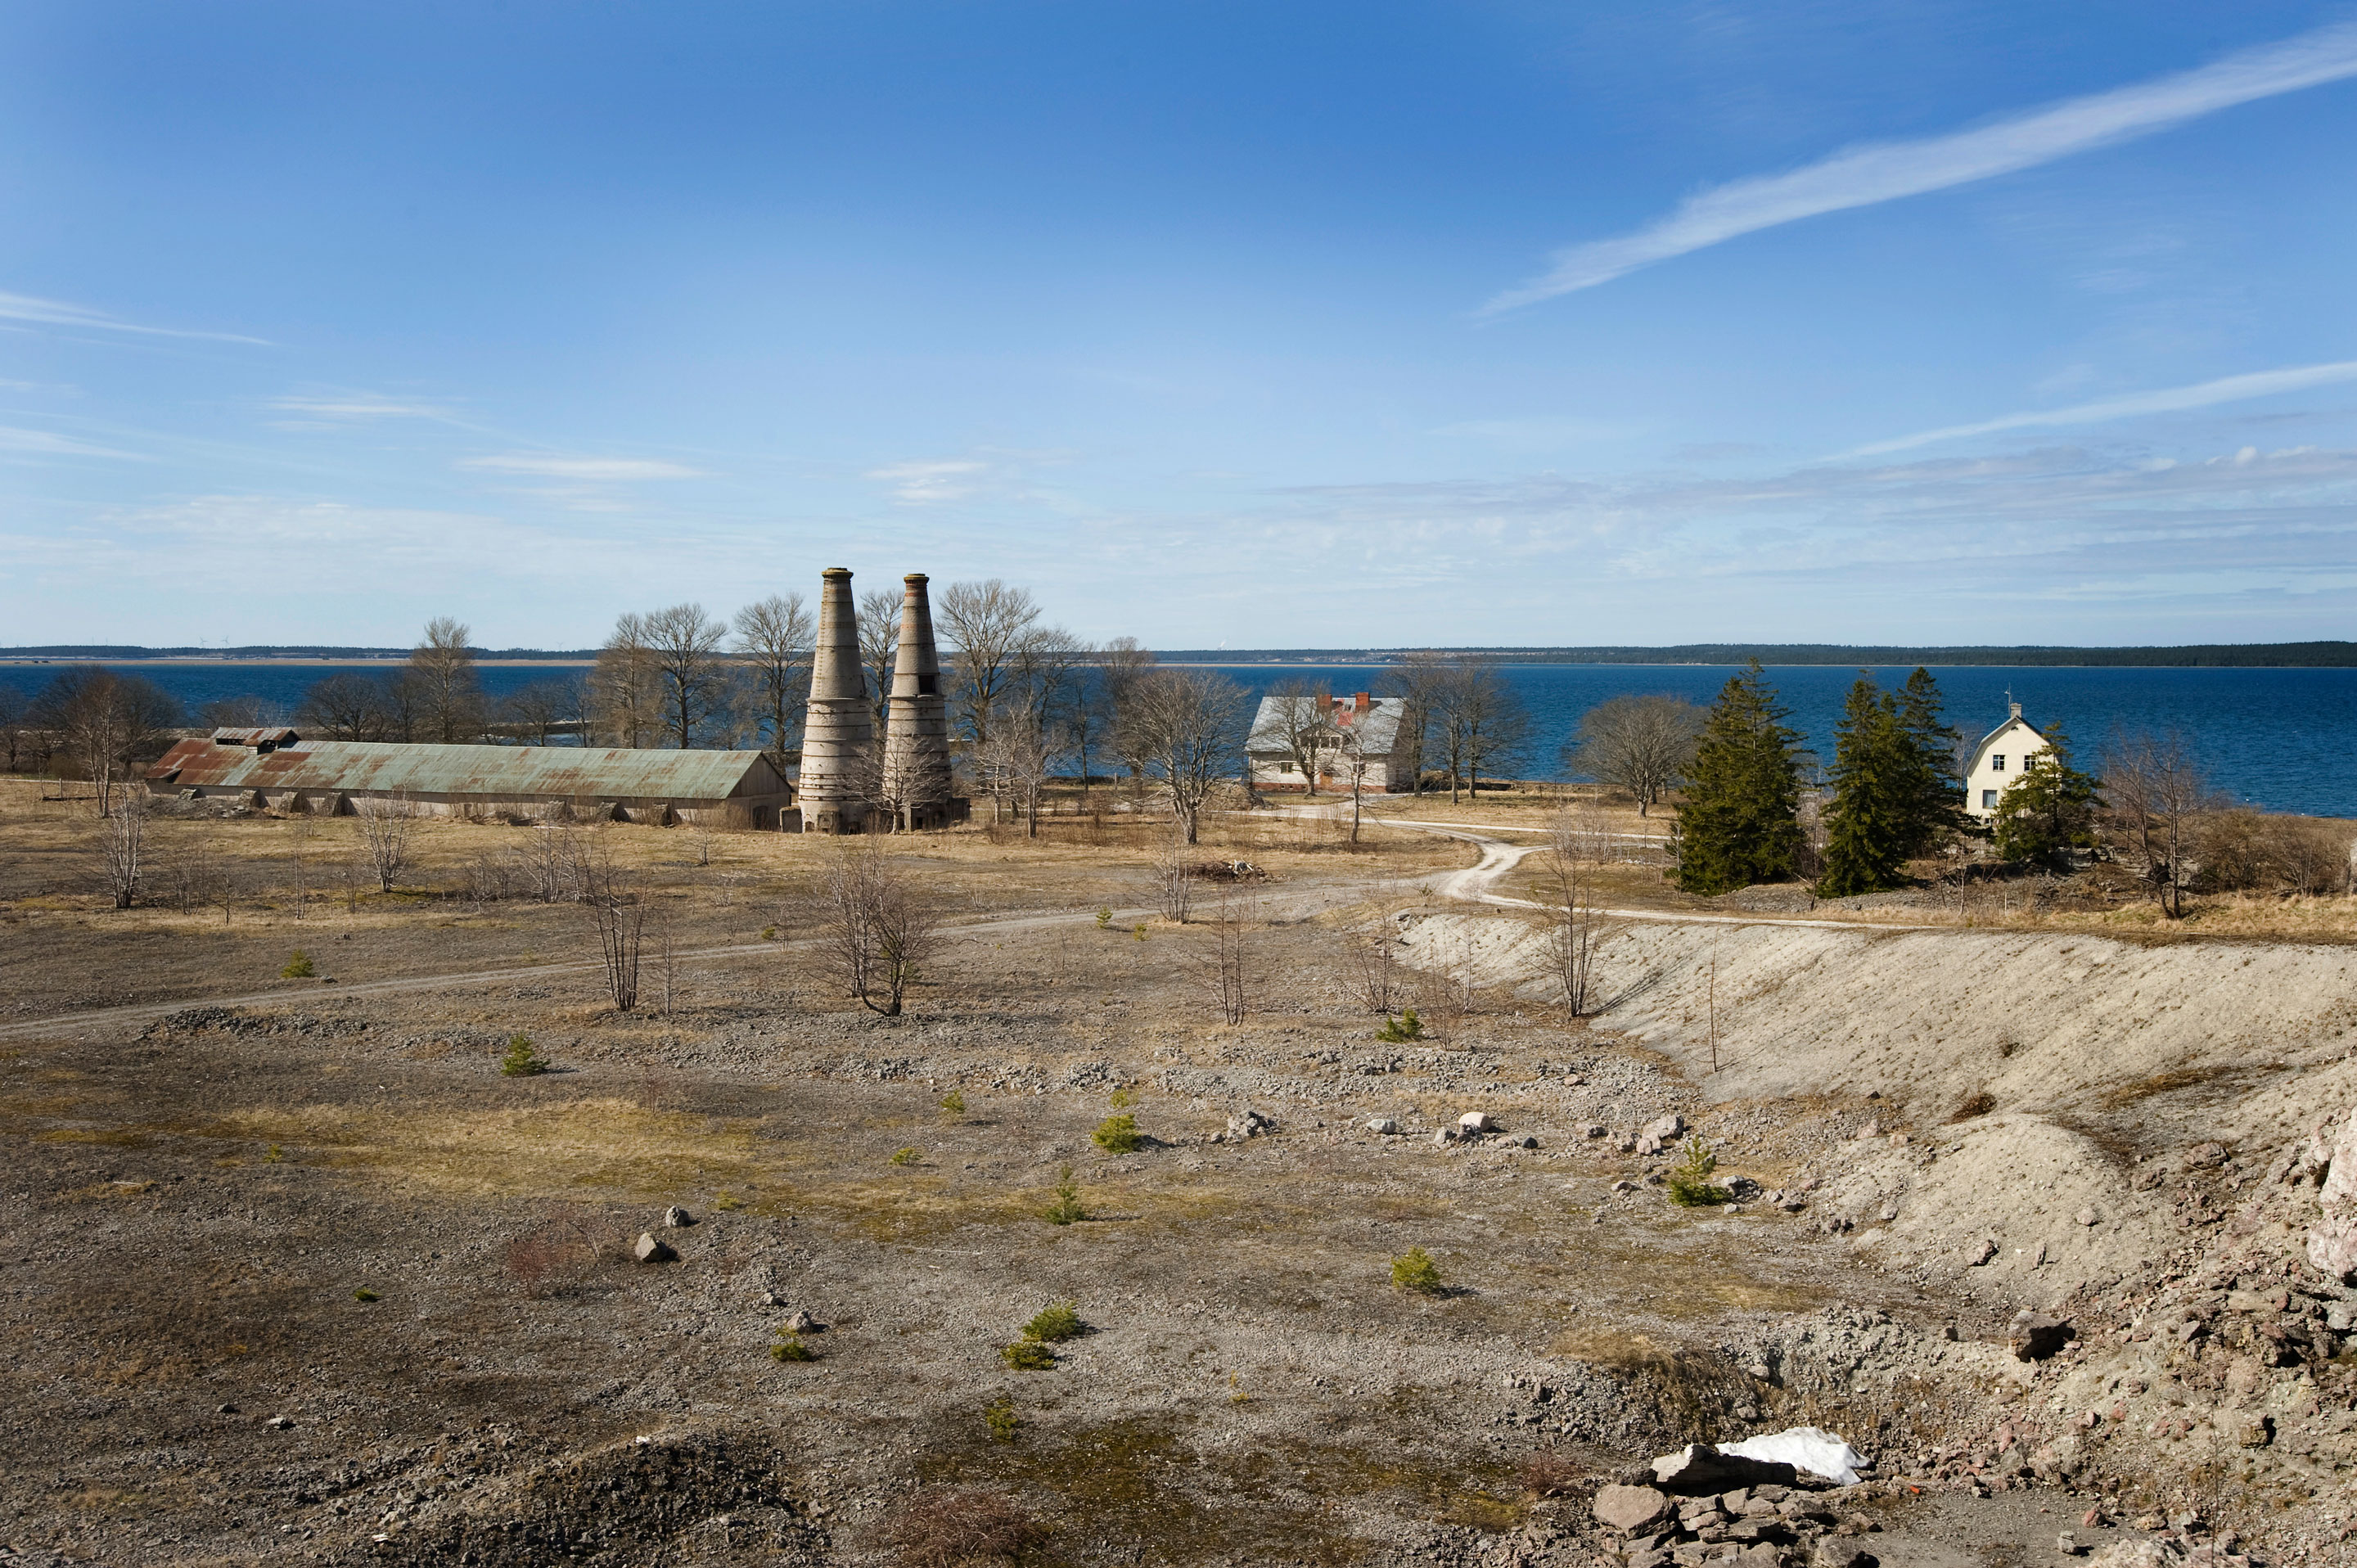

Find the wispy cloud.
xmin=0 ymin=289 xmax=270 ymax=345
xmin=867 ymin=458 xmax=990 ymax=503
xmin=1484 ymin=20 xmax=2357 ymax=313
xmin=0 ymin=426 xmax=145 ymax=461
xmin=459 ymin=453 xmax=704 ymax=480
xmin=1838 ymin=359 xmax=2357 ymax=457
xmin=268 ymin=392 xmax=460 ymax=425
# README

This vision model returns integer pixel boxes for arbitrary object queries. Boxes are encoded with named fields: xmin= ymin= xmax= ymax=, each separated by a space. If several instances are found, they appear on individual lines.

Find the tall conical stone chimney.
xmin=880 ymin=573 xmax=953 ymax=830
xmin=798 ymin=567 xmax=871 ymax=833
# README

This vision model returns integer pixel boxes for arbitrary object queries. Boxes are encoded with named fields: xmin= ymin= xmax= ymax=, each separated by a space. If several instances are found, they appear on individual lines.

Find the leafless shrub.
xmin=579 ymin=834 xmax=646 ymax=1012
xmin=1543 ymin=801 xmax=1620 ymax=1016
xmin=1415 ymin=926 xmax=1478 ymax=1021
xmin=462 ymin=847 xmax=517 ymax=908
xmin=688 ymin=819 xmax=718 ymax=867
xmin=1344 ymin=915 xmax=1405 ymax=1014
xmin=512 ymin=820 xmax=587 ymax=903
xmin=502 ymin=1203 xmax=609 ymax=1296
xmin=2197 ymin=809 xmax=2354 ymax=897
xmin=820 ymin=843 xmax=943 ymax=1016
xmin=1187 ymin=891 xmax=1258 ymax=1025
xmin=1519 ymin=1450 xmax=1587 ymax=1498
xmin=354 ymin=795 xmax=415 ymax=892
xmin=884 ymin=1489 xmax=1048 ymax=1568
xmin=2101 ymin=729 xmax=2220 ymax=919
xmin=1147 ymin=833 xmax=1195 ymax=924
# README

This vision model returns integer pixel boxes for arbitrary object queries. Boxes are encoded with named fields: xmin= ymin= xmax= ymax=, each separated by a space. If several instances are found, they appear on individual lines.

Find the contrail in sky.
xmin=1484 ymin=21 xmax=2357 ymax=314
xmin=1836 ymin=360 xmax=2357 ymax=458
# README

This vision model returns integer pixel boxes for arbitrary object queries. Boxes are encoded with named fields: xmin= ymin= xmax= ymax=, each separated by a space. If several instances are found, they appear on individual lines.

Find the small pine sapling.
xmin=352 ymin=1286 xmax=380 ymax=1302
xmin=500 ymin=1034 xmax=549 ymax=1077
xmin=939 ymin=1089 xmax=965 ymax=1118
xmin=1665 ymin=1137 xmax=1730 ymax=1207
xmin=1091 ymin=1114 xmax=1141 ymax=1154
xmin=1042 ymin=1165 xmax=1084 ymax=1225
xmin=1375 ymin=1010 xmax=1424 ymax=1043
xmin=282 ymin=950 xmax=315 ymax=979
xmin=1001 ymin=1339 xmax=1057 ymax=1370
xmin=1096 ymin=906 xmax=1113 ymax=929
xmin=1021 ymin=1300 xmax=1084 ymax=1343
xmin=1390 ymin=1246 xmax=1443 ymax=1295
xmin=1132 ymin=923 xmax=1147 ymax=941
xmin=983 ymin=1396 xmax=1019 ymax=1440
xmin=1109 ymin=1085 xmax=1138 ymax=1109
xmin=890 ymin=1146 xmax=920 ymax=1166
xmin=771 ymin=1333 xmax=816 ymax=1363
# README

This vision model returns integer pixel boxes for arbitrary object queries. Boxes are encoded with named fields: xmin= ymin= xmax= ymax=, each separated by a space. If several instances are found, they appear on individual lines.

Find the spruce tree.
xmin=1817 ymin=677 xmax=1909 ymax=897
xmin=1892 ymin=667 xmax=1967 ymax=854
xmin=1674 ymin=661 xmax=1804 ymax=895
xmin=1991 ymin=727 xmax=2102 ymax=868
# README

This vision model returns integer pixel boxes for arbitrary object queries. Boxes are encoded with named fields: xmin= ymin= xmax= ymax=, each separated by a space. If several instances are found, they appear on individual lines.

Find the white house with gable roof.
xmin=1963 ymin=701 xmax=2053 ymax=820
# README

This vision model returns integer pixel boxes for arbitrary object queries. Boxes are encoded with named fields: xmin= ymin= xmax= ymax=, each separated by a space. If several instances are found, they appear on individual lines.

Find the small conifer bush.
xmin=771 ymin=1333 xmax=816 ymax=1363
xmin=264 ymin=1143 xmax=284 ymax=1164
xmin=1665 ymin=1137 xmax=1730 ymax=1207
xmin=1109 ymin=1085 xmax=1138 ymax=1109
xmin=282 ymin=950 xmax=315 ymax=979
xmin=1096 ymin=906 xmax=1113 ymax=928
xmin=500 ymin=1034 xmax=549 ymax=1077
xmin=1376 ymin=1010 xmax=1423 ymax=1043
xmin=1132 ymin=923 xmax=1147 ymax=940
xmin=1001 ymin=1339 xmax=1057 ymax=1370
xmin=891 ymin=1146 xmax=920 ymax=1167
xmin=1390 ymin=1246 xmax=1443 ymax=1295
xmin=1021 ymin=1300 xmax=1084 ymax=1343
xmin=352 ymin=1286 xmax=379 ymax=1302
xmin=939 ymin=1090 xmax=965 ymax=1118
xmin=759 ymin=924 xmax=779 ymax=940
xmin=1042 ymin=1165 xmax=1084 ymax=1226
xmin=1091 ymin=1114 xmax=1140 ymax=1154
xmin=983 ymin=1396 xmax=1019 ymax=1440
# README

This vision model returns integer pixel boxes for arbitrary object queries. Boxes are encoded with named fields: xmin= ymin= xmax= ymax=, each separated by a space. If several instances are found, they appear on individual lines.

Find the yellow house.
xmin=1963 ymin=702 xmax=2052 ymax=820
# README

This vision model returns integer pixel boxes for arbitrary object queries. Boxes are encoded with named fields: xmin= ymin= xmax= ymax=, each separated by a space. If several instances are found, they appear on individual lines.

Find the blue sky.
xmin=3 ymin=2 xmax=2355 ymax=649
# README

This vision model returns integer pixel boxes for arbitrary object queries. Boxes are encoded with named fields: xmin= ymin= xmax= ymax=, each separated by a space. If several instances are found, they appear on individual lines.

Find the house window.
xmin=1278 ymin=761 xmax=1295 ymax=774
xmin=1991 ymin=755 xmax=2006 ymax=772
xmin=1981 ymin=789 xmax=1998 ymax=809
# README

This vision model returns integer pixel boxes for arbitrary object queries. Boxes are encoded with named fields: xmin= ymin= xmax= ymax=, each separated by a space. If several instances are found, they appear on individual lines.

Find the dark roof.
xmin=147 ymin=738 xmax=786 ymax=801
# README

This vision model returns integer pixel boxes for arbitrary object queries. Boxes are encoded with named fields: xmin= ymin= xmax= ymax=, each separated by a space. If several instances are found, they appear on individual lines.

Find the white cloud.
xmin=1485 ymin=20 xmax=2357 ymax=313
xmin=459 ymin=453 xmax=704 ymax=480
xmin=866 ymin=458 xmax=989 ymax=503
xmin=1838 ymin=359 xmax=2357 ymax=457
xmin=0 ymin=425 xmax=144 ymax=460
xmin=268 ymin=392 xmax=458 ymax=423
xmin=0 ymin=289 xmax=270 ymax=345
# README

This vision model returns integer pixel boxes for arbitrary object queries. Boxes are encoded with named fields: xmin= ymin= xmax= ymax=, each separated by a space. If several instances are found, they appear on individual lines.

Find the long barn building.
xmin=146 ymin=728 xmax=794 ymax=827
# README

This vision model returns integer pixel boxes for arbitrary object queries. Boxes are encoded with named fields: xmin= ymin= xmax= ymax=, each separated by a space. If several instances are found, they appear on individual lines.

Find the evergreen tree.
xmin=1817 ymin=678 xmax=1910 ymax=896
xmin=1991 ymin=727 xmax=2102 ymax=868
xmin=1675 ymin=661 xmax=1804 ymax=894
xmin=1892 ymin=667 xmax=1968 ymax=852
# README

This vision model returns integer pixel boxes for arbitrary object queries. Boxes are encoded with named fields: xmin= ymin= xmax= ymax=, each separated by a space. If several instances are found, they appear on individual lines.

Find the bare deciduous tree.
xmin=2102 ymin=729 xmax=2219 ymax=919
xmin=1427 ymin=660 xmax=1532 ymax=804
xmin=732 ymin=593 xmax=813 ymax=767
xmin=936 ymin=579 xmax=1041 ymax=750
xmin=819 ymin=844 xmax=941 ymax=1016
xmin=407 ymin=617 xmax=486 ymax=743
xmin=98 ymin=788 xmax=149 ymax=908
xmin=1344 ymin=912 xmax=1405 ymax=1014
xmin=297 ymin=671 xmax=387 ymax=740
xmin=580 ymin=834 xmax=647 ymax=1011
xmin=642 ymin=602 xmax=730 ymax=749
xmin=1388 ymin=651 xmax=1449 ymax=797
xmin=33 ymin=665 xmax=183 ymax=816
xmin=858 ymin=587 xmax=901 ymax=726
xmin=1097 ymin=637 xmax=1158 ymax=795
xmin=979 ymin=702 xmax=1065 ymax=836
xmin=354 ymin=795 xmax=415 ymax=893
xmin=1569 ymin=694 xmax=1706 ymax=817
xmin=1257 ymin=681 xmax=1335 ymax=796
xmin=1120 ymin=669 xmax=1246 ymax=845
xmin=499 ymin=678 xmax=579 ymax=746
xmin=1543 ymin=801 xmax=1620 ymax=1015
xmin=591 ymin=612 xmax=661 ymax=747
xmin=1147 ymin=832 xmax=1196 ymax=924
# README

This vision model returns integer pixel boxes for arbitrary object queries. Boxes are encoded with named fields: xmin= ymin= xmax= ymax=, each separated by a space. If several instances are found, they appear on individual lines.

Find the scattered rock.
xmin=1725 ymin=1176 xmax=1763 ymax=1201
xmin=663 ymin=1206 xmax=694 ymax=1228
xmin=1226 ymin=1109 xmax=1274 ymax=1140
xmin=1812 ymin=1544 xmax=1873 ymax=1568
xmin=1458 ymin=1111 xmax=1496 ymax=1133
xmin=633 ymin=1232 xmax=676 ymax=1264
xmin=1640 ymin=1113 xmax=1683 ymax=1143
xmin=1967 ymin=1238 xmax=1998 ymax=1267
xmin=2089 ymin=1542 xmax=2186 ymax=1567
xmin=785 ymin=1309 xmax=822 ymax=1333
xmin=1366 ymin=1118 xmax=1398 ymax=1135
xmin=2075 ymin=1206 xmax=2099 ymax=1227
xmin=1432 ymin=1129 xmax=1455 ymax=1147
xmin=264 ymin=1415 xmax=294 ymax=1430
xmin=1583 ymin=1123 xmax=1607 ymax=1139
xmin=1591 ymin=1482 xmax=1674 ymax=1533
xmin=2008 ymin=1310 xmax=2074 ymax=1361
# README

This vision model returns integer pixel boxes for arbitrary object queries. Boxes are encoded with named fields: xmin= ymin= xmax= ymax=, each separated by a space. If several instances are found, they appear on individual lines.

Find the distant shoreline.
xmin=7 ymin=641 xmax=2354 ymax=669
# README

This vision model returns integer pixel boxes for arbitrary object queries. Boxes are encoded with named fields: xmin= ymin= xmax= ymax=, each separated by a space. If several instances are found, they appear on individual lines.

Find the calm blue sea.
xmin=16 ymin=660 xmax=2356 ymax=818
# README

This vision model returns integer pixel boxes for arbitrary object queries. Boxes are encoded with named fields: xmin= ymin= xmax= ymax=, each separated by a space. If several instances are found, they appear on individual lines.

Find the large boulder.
xmin=2307 ymin=1108 xmax=2357 ymax=1281
xmin=2009 ymin=1310 xmax=2074 ymax=1362
xmin=1591 ymin=1483 xmax=1674 ymax=1533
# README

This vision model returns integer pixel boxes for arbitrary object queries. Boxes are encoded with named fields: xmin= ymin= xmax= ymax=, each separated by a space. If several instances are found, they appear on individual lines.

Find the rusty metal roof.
xmin=147 ymin=739 xmax=786 ymax=801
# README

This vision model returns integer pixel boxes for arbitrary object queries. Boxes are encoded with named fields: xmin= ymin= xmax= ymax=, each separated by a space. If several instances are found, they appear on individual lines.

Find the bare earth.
xmin=2 ymin=780 xmax=2354 ymax=1566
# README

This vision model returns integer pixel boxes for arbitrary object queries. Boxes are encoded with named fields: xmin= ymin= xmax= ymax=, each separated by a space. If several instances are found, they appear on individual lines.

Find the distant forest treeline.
xmin=7 ymin=641 xmax=2356 ymax=667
